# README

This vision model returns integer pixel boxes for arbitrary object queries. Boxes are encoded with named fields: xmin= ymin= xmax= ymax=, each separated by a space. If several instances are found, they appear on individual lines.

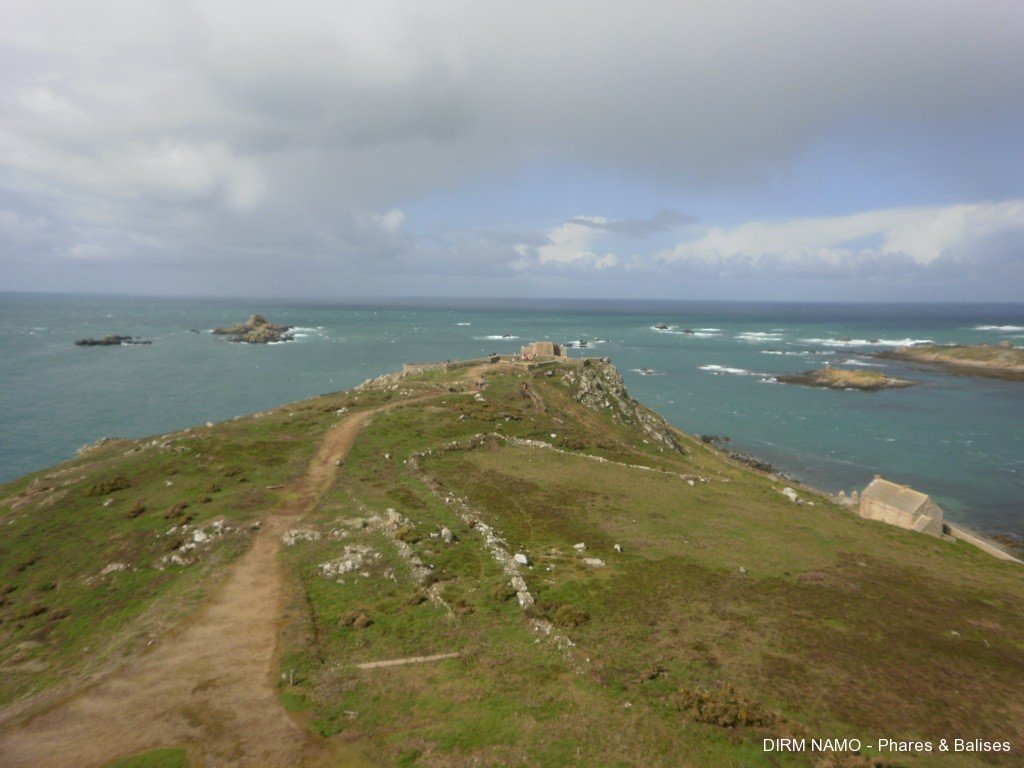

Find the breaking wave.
xmin=699 ymin=364 xmax=763 ymax=377
xmin=800 ymin=337 xmax=932 ymax=347
xmin=974 ymin=325 xmax=1024 ymax=332
xmin=737 ymin=331 xmax=784 ymax=342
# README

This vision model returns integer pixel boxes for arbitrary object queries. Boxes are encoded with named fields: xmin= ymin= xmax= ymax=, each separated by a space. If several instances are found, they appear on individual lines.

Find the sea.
xmin=2 ymin=293 xmax=1023 ymax=537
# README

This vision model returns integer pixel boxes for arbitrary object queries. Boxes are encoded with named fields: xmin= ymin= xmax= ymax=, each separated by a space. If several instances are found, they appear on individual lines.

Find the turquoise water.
xmin=2 ymin=293 xmax=1023 ymax=535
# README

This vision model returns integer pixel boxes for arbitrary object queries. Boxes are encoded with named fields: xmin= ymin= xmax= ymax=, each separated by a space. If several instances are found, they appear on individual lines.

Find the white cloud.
xmin=375 ymin=209 xmax=406 ymax=235
xmin=659 ymin=200 xmax=1024 ymax=267
xmin=513 ymin=217 xmax=618 ymax=271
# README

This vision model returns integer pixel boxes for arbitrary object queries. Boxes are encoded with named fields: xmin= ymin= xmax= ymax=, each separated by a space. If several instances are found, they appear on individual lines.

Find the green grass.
xmin=3 ymin=358 xmax=1022 ymax=767
xmin=0 ymin=388 xmax=374 ymax=706
xmin=271 ymin=361 xmax=1024 ymax=766
xmin=105 ymin=748 xmax=188 ymax=768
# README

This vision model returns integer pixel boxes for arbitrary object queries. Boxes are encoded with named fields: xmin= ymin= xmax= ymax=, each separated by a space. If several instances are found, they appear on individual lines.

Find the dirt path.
xmin=520 ymin=381 xmax=545 ymax=413
xmin=354 ymin=652 xmax=460 ymax=670
xmin=0 ymin=407 xmax=392 ymax=768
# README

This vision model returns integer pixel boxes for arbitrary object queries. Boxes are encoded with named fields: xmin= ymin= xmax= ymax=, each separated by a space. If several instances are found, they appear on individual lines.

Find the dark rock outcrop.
xmin=561 ymin=361 xmax=685 ymax=454
xmin=74 ymin=335 xmax=151 ymax=346
xmin=212 ymin=314 xmax=293 ymax=344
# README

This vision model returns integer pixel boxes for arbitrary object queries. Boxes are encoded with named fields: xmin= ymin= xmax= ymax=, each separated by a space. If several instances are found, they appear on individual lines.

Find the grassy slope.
xmin=0 ymin=387 xmax=398 ymax=710
xmin=277 ymin=362 xmax=1023 ymax=767
xmin=2 ymin=359 xmax=1022 ymax=767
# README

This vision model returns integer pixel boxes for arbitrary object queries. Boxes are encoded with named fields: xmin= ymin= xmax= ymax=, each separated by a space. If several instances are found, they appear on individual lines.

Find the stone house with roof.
xmin=859 ymin=476 xmax=946 ymax=538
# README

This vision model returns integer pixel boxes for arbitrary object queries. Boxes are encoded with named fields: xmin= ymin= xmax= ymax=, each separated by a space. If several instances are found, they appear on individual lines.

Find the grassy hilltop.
xmin=0 ymin=356 xmax=1022 ymax=768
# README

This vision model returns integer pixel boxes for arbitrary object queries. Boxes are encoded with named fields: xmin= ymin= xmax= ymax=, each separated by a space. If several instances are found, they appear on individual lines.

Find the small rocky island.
xmin=74 ymin=335 xmax=151 ymax=346
xmin=212 ymin=314 xmax=293 ymax=344
xmin=877 ymin=342 xmax=1024 ymax=381
xmin=777 ymin=366 xmax=915 ymax=391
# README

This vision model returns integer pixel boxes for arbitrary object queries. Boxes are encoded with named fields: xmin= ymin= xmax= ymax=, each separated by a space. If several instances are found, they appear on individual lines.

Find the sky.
xmin=1 ymin=1 xmax=1023 ymax=302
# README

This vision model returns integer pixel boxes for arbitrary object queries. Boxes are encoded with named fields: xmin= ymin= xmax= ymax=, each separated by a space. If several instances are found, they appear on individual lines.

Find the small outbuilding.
xmin=859 ymin=476 xmax=945 ymax=538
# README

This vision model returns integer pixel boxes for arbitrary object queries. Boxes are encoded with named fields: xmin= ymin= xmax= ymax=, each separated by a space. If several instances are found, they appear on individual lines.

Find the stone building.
xmin=520 ymin=341 xmax=566 ymax=359
xmin=859 ymin=476 xmax=945 ymax=538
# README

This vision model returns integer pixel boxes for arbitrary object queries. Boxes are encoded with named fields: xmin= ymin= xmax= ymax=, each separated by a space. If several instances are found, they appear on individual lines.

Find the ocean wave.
xmin=760 ymin=350 xmax=805 ymax=356
xmin=699 ymin=364 xmax=765 ymax=377
xmin=974 ymin=325 xmax=1024 ymax=332
xmin=630 ymin=368 xmax=664 ymax=376
xmin=476 ymin=335 xmax=519 ymax=340
xmin=737 ymin=332 xmax=784 ymax=342
xmin=564 ymin=339 xmax=608 ymax=348
xmin=800 ymin=337 xmax=932 ymax=347
xmin=456 ymin=322 xmax=471 ymax=326
xmin=840 ymin=358 xmax=885 ymax=367
xmin=652 ymin=325 xmax=720 ymax=337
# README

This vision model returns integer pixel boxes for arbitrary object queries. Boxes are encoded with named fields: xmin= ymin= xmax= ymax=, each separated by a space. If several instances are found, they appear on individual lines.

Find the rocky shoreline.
xmin=877 ymin=342 xmax=1024 ymax=381
xmin=777 ymin=366 xmax=915 ymax=391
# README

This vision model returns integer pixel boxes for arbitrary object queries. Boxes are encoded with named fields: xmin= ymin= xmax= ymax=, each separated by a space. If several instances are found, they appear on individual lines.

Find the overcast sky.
xmin=2 ymin=1 xmax=1022 ymax=301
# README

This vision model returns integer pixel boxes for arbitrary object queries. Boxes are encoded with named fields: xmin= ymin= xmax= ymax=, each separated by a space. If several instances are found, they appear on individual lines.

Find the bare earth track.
xmin=0 ymin=405 xmax=407 ymax=768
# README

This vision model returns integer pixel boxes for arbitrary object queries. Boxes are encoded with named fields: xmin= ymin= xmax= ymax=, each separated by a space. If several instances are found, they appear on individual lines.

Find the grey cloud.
xmin=1 ymin=1 xmax=1022 ymax=297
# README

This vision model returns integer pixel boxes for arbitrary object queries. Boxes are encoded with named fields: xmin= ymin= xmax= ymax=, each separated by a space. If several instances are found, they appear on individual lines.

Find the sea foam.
xmin=800 ymin=337 xmax=932 ymax=347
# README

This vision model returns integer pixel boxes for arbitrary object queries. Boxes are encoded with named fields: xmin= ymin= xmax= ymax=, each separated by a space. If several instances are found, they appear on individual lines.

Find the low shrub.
xmin=85 ymin=476 xmax=131 ymax=497
xmin=677 ymin=685 xmax=776 ymax=729
xmin=395 ymin=526 xmax=422 ymax=544
xmin=553 ymin=604 xmax=588 ymax=628
xmin=163 ymin=502 xmax=189 ymax=519
xmin=492 ymin=583 xmax=517 ymax=602
xmin=338 ymin=610 xmax=372 ymax=629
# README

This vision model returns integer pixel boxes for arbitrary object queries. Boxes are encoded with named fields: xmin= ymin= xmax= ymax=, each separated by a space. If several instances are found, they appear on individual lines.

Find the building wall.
xmin=859 ymin=497 xmax=943 ymax=538
xmin=521 ymin=341 xmax=565 ymax=358
xmin=916 ymin=500 xmax=945 ymax=538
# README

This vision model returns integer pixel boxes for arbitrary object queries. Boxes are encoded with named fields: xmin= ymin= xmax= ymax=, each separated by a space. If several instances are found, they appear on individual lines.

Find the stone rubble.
xmin=318 ymin=545 xmax=381 ymax=580
xmin=282 ymin=528 xmax=322 ymax=546
xmin=156 ymin=518 xmax=238 ymax=569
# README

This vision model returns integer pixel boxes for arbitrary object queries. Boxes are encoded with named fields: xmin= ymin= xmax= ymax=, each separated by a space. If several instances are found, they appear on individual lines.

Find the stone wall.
xmin=859 ymin=496 xmax=943 ymax=538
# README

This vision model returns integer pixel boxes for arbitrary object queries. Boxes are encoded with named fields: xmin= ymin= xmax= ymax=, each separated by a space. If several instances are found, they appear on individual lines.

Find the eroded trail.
xmin=0 ymin=408 xmax=388 ymax=768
